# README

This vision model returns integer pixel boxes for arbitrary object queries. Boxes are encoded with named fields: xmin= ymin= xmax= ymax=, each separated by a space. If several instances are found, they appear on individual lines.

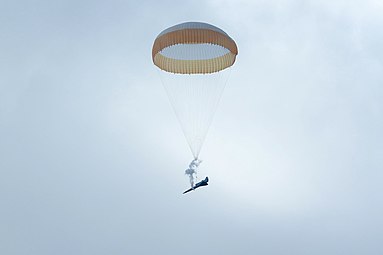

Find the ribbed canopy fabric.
xmin=152 ymin=22 xmax=238 ymax=74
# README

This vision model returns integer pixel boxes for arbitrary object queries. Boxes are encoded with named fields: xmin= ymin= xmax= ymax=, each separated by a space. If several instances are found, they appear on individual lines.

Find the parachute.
xmin=152 ymin=22 xmax=238 ymax=159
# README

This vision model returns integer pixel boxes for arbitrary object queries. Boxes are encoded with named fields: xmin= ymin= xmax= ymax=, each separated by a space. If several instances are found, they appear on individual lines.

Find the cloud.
xmin=1 ymin=0 xmax=382 ymax=254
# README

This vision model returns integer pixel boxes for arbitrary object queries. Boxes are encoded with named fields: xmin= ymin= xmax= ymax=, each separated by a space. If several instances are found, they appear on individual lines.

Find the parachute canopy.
xmin=152 ymin=22 xmax=237 ymax=158
xmin=152 ymin=22 xmax=238 ymax=74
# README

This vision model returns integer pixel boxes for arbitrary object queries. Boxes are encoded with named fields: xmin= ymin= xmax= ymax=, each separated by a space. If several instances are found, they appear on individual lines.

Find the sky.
xmin=0 ymin=0 xmax=382 ymax=254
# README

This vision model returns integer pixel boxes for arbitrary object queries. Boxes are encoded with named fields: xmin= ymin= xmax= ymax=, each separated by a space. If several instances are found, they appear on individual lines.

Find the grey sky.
xmin=1 ymin=0 xmax=382 ymax=254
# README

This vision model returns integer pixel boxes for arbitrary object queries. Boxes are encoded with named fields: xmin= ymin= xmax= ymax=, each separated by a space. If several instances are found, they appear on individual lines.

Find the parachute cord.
xmin=158 ymin=66 xmax=232 ymax=159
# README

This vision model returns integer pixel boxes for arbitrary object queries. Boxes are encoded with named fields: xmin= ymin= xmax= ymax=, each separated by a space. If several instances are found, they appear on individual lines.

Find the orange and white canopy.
xmin=152 ymin=22 xmax=238 ymax=74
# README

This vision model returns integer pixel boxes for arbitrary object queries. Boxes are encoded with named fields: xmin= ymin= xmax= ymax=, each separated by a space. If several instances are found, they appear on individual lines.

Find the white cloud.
xmin=1 ymin=0 xmax=382 ymax=254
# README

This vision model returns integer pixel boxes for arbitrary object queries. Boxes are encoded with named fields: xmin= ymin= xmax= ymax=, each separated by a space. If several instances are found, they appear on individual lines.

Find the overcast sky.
xmin=1 ymin=0 xmax=382 ymax=254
